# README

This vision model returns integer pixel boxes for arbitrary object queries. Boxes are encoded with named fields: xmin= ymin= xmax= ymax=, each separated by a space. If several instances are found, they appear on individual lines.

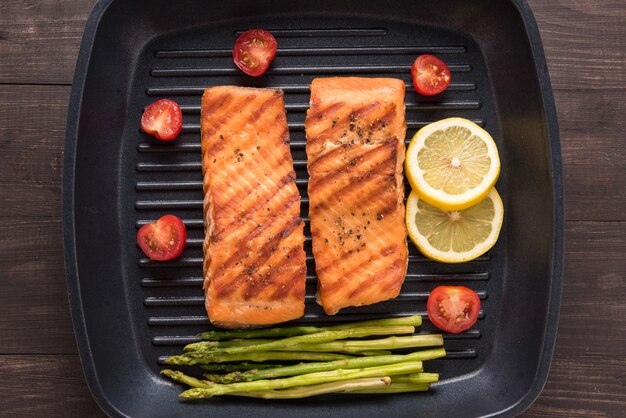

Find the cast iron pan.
xmin=63 ymin=0 xmax=563 ymax=416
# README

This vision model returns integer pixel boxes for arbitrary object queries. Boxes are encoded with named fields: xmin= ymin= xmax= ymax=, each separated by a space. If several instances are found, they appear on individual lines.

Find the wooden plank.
xmin=555 ymin=222 xmax=626 ymax=359
xmin=524 ymin=355 xmax=626 ymax=417
xmin=0 ymin=355 xmax=105 ymax=417
xmin=524 ymin=220 xmax=626 ymax=416
xmin=0 ymin=212 xmax=626 ymax=417
xmin=528 ymin=0 xmax=626 ymax=90
xmin=0 ymin=0 xmax=98 ymax=84
xmin=1 ymin=85 xmax=624 ymax=221
xmin=0 ymin=0 xmax=623 ymax=89
xmin=0 ymin=219 xmax=77 ymax=354
xmin=555 ymin=88 xmax=626 ymax=221
xmin=0 ymin=85 xmax=68 ymax=218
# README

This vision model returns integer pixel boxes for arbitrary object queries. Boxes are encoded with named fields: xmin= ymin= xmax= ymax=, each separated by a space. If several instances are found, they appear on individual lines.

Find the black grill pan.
xmin=63 ymin=0 xmax=563 ymax=416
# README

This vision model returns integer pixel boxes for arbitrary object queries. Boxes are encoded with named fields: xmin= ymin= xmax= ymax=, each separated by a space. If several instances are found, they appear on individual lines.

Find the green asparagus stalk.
xmin=203 ymin=348 xmax=446 ymax=383
xmin=353 ymin=350 xmax=392 ymax=356
xmin=199 ymin=362 xmax=285 ymax=373
xmin=350 ymin=382 xmax=431 ymax=394
xmin=161 ymin=369 xmax=211 ymax=388
xmin=199 ymin=316 xmax=422 ymax=341
xmin=185 ymin=339 xmax=277 ymax=352
xmin=191 ymin=326 xmax=415 ymax=356
xmin=187 ymin=335 xmax=441 ymax=358
xmin=178 ymin=361 xmax=423 ymax=398
xmin=391 ymin=372 xmax=439 ymax=384
xmin=228 ymin=377 xmax=391 ymax=399
xmin=203 ymin=334 xmax=442 ymax=355
xmin=347 ymin=373 xmax=440 ymax=394
xmin=165 ymin=351 xmax=356 ymax=366
xmin=161 ymin=370 xmax=437 ymax=397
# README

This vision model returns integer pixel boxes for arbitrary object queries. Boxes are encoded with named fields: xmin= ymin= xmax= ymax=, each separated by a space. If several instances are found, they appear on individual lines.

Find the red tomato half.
xmin=427 ymin=286 xmax=480 ymax=333
xmin=411 ymin=55 xmax=451 ymax=96
xmin=233 ymin=29 xmax=277 ymax=77
xmin=137 ymin=215 xmax=187 ymax=261
xmin=141 ymin=99 xmax=182 ymax=141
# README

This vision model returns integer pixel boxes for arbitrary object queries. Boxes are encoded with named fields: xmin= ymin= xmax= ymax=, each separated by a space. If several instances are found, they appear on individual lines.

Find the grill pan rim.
xmin=62 ymin=0 xmax=124 ymax=417
xmin=62 ymin=0 xmax=564 ymax=416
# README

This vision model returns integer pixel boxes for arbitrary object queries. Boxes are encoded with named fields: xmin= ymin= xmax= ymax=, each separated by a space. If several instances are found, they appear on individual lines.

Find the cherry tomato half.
xmin=233 ymin=29 xmax=278 ymax=77
xmin=427 ymin=286 xmax=480 ymax=333
xmin=411 ymin=55 xmax=451 ymax=96
xmin=140 ymin=99 xmax=182 ymax=141
xmin=137 ymin=215 xmax=187 ymax=261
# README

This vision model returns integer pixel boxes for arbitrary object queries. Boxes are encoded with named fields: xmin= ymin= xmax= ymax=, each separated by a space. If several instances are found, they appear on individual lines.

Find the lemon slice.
xmin=406 ymin=188 xmax=504 ymax=263
xmin=406 ymin=117 xmax=500 ymax=210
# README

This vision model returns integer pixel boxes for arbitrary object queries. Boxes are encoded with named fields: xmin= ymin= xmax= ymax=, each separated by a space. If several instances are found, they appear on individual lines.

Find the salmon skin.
xmin=201 ymin=86 xmax=306 ymax=328
xmin=305 ymin=77 xmax=408 ymax=315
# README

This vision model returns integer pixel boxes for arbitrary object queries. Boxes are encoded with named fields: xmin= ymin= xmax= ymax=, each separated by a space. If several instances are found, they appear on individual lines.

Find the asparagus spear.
xmin=178 ymin=361 xmax=423 ymax=398
xmin=165 ymin=351 xmax=356 ymax=366
xmin=392 ymin=372 xmax=439 ymax=384
xmin=185 ymin=339 xmax=277 ymax=352
xmin=161 ymin=369 xmax=210 ymax=389
xmin=161 ymin=370 xmax=437 ymax=397
xmin=187 ymin=335 xmax=441 ymax=357
xmin=346 ymin=373 xmax=440 ymax=394
xmin=350 ymin=382 xmax=430 ymax=394
xmin=203 ymin=348 xmax=445 ymax=383
xmin=353 ymin=350 xmax=392 ymax=356
xmin=215 ymin=334 xmax=443 ymax=355
xmin=200 ymin=362 xmax=285 ymax=373
xmin=229 ymin=377 xmax=391 ymax=399
xmin=199 ymin=316 xmax=422 ymax=341
xmin=188 ymin=326 xmax=415 ymax=356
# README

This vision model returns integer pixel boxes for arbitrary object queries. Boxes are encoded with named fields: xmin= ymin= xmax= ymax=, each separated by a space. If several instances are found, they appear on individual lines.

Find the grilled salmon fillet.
xmin=305 ymin=77 xmax=408 ymax=315
xmin=201 ymin=86 xmax=306 ymax=328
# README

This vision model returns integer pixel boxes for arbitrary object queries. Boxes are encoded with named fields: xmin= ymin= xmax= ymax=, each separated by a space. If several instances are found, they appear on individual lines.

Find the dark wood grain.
xmin=0 ymin=85 xmax=68 ymax=219
xmin=524 ymin=222 xmax=626 ymax=417
xmin=555 ymin=88 xmax=625 ymax=221
xmin=525 ymin=355 xmax=626 ymax=418
xmin=0 ymin=0 xmax=624 ymax=416
xmin=1 ymin=85 xmax=623 ymax=222
xmin=0 ymin=0 xmax=98 ymax=84
xmin=0 ymin=219 xmax=77 ymax=354
xmin=0 ymin=221 xmax=622 ymax=415
xmin=1 ymin=0 xmax=624 ymax=89
xmin=527 ymin=0 xmax=626 ymax=90
xmin=0 ymin=355 xmax=106 ymax=417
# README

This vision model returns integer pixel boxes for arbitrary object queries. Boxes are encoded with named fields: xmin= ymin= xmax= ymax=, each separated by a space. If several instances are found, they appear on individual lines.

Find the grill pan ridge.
xmin=63 ymin=1 xmax=563 ymax=417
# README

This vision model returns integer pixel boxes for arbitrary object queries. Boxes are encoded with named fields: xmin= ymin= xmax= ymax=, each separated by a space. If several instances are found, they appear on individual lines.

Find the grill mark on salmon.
xmin=309 ymin=171 xmax=397 ymax=218
xmin=278 ymin=124 xmax=290 ymax=145
xmin=316 ymin=244 xmax=400 ymax=290
xmin=203 ymin=93 xmax=258 ymax=141
xmin=243 ymin=247 xmax=305 ymax=301
xmin=249 ymin=90 xmax=282 ymax=123
xmin=213 ymin=183 xmax=300 ymax=241
xmin=305 ymin=77 xmax=408 ymax=315
xmin=308 ymin=140 xmax=398 ymax=191
xmin=308 ymin=137 xmax=396 ymax=176
xmin=348 ymin=258 xmax=404 ymax=299
xmin=311 ymin=193 xmax=397 ymax=275
xmin=215 ymin=217 xmax=304 ymax=298
xmin=205 ymin=143 xmax=298 ymax=233
xmin=210 ymin=171 xmax=296 ymax=231
xmin=202 ymin=104 xmax=262 ymax=165
xmin=307 ymin=101 xmax=347 ymax=122
xmin=202 ymin=86 xmax=306 ymax=327
xmin=306 ymin=102 xmax=386 ymax=150
xmin=309 ymin=173 xmax=399 ymax=222
xmin=202 ymin=92 xmax=233 ymax=115
xmin=270 ymin=264 xmax=307 ymax=301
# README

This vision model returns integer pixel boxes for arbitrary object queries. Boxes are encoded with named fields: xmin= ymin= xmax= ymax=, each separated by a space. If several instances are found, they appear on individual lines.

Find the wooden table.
xmin=1 ymin=0 xmax=624 ymax=416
